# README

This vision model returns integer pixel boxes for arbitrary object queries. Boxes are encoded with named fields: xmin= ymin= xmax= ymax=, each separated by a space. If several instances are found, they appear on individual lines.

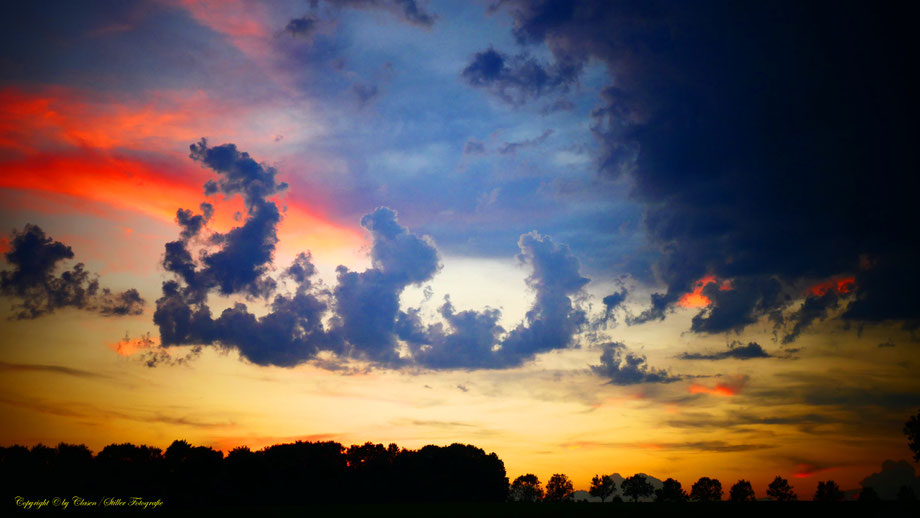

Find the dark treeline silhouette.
xmin=1 ymin=440 xmax=508 ymax=506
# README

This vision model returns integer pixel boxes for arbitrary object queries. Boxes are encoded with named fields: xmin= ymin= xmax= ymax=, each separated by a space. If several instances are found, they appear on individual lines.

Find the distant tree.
xmin=729 ymin=479 xmax=756 ymax=502
xmin=621 ymin=474 xmax=654 ymax=502
xmin=589 ymin=474 xmax=616 ymax=502
xmin=857 ymin=486 xmax=880 ymax=503
xmin=906 ymin=410 xmax=920 ymax=462
xmin=767 ymin=476 xmax=797 ymax=501
xmin=814 ymin=480 xmax=844 ymax=502
xmin=690 ymin=477 xmax=723 ymax=501
xmin=655 ymin=478 xmax=688 ymax=502
xmin=898 ymin=485 xmax=917 ymax=502
xmin=545 ymin=473 xmax=575 ymax=502
xmin=510 ymin=474 xmax=544 ymax=502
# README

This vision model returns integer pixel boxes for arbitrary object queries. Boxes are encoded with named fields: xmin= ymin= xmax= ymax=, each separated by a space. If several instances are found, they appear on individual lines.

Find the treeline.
xmin=0 ymin=440 xmax=508 ymax=505
xmin=511 ymin=472 xmax=912 ymax=503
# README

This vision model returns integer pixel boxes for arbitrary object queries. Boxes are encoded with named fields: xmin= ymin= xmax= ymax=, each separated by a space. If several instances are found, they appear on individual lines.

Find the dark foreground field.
xmin=10 ymin=501 xmax=916 ymax=517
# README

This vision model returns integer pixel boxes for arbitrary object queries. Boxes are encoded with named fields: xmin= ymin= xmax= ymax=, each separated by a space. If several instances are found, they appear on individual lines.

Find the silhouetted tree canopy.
xmin=814 ymin=480 xmax=844 ymax=502
xmin=656 ymin=478 xmax=688 ymax=503
xmin=589 ymin=474 xmax=616 ymax=502
xmin=767 ymin=476 xmax=797 ymax=501
xmin=898 ymin=485 xmax=917 ymax=502
xmin=544 ymin=473 xmax=574 ymax=502
xmin=858 ymin=486 xmax=880 ymax=503
xmin=0 ymin=439 xmax=509 ymax=506
xmin=690 ymin=477 xmax=723 ymax=502
xmin=906 ymin=410 xmax=920 ymax=462
xmin=621 ymin=474 xmax=654 ymax=502
xmin=509 ymin=473 xmax=544 ymax=502
xmin=729 ymin=479 xmax=756 ymax=502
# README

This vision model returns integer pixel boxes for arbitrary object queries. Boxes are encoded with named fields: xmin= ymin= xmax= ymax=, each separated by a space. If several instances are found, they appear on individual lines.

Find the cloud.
xmin=352 ymin=83 xmax=379 ymax=108
xmin=485 ymin=0 xmax=920 ymax=337
xmin=0 ymin=224 xmax=145 ymax=319
xmin=861 ymin=460 xmax=920 ymax=500
xmin=590 ymin=342 xmax=679 ymax=385
xmin=0 ymin=360 xmax=109 ymax=379
xmin=688 ymin=375 xmax=748 ymax=397
xmin=541 ymin=98 xmax=574 ymax=115
xmin=463 ymin=139 xmax=486 ymax=155
xmin=498 ymin=129 xmax=554 ymax=155
xmin=679 ymin=341 xmax=772 ymax=361
xmin=166 ymin=138 xmax=288 ymax=299
xmin=461 ymin=47 xmax=577 ymax=106
xmin=153 ymin=141 xmax=595 ymax=371
xmin=0 ymin=393 xmax=231 ymax=429
xmin=414 ymin=232 xmax=589 ymax=369
xmin=283 ymin=15 xmax=320 ymax=39
xmin=599 ymin=288 xmax=627 ymax=326
xmin=314 ymin=0 xmax=436 ymax=27
xmin=333 ymin=207 xmax=440 ymax=364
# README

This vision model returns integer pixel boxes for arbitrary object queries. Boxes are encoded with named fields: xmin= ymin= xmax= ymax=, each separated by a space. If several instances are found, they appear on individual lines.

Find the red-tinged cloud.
xmin=689 ymin=375 xmax=748 ymax=397
xmin=809 ymin=277 xmax=856 ymax=297
xmin=0 ymin=150 xmax=362 ymax=255
xmin=0 ymin=87 xmax=213 ymax=153
xmin=109 ymin=333 xmax=158 ymax=356
xmin=677 ymin=275 xmax=732 ymax=308
xmin=794 ymin=463 xmax=837 ymax=479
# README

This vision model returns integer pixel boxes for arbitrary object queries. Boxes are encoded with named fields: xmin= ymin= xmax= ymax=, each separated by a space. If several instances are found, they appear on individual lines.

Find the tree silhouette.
xmin=589 ymin=474 xmax=617 ymax=502
xmin=729 ymin=479 xmax=756 ymax=502
xmin=857 ymin=486 xmax=880 ymax=503
xmin=898 ymin=485 xmax=917 ymax=502
xmin=906 ymin=410 xmax=920 ymax=462
xmin=690 ymin=477 xmax=723 ymax=501
xmin=510 ymin=474 xmax=544 ymax=502
xmin=545 ymin=473 xmax=574 ymax=502
xmin=814 ymin=480 xmax=843 ymax=502
xmin=656 ymin=478 xmax=688 ymax=502
xmin=94 ymin=443 xmax=164 ymax=495
xmin=622 ymin=474 xmax=654 ymax=502
xmin=766 ymin=476 xmax=797 ymax=501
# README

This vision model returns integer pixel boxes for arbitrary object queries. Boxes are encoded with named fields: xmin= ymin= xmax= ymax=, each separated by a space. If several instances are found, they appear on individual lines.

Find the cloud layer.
xmin=153 ymin=140 xmax=602 ymax=372
xmin=478 ymin=0 xmax=920 ymax=339
xmin=1 ymin=224 xmax=144 ymax=319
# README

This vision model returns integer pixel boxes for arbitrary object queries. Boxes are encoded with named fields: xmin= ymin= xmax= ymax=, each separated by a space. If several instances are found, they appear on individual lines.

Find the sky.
xmin=1 ymin=0 xmax=919 ymax=498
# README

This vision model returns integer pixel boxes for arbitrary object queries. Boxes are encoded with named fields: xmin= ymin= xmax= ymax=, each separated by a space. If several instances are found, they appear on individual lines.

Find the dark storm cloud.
xmin=590 ymin=342 xmax=678 ymax=385
xmin=678 ymin=341 xmax=771 ymax=361
xmin=0 ymin=225 xmax=145 ymax=319
xmin=461 ymin=48 xmax=577 ymax=106
xmin=313 ymin=0 xmax=436 ymax=27
xmin=485 ymin=0 xmax=920 ymax=337
xmin=689 ymin=277 xmax=784 ymax=334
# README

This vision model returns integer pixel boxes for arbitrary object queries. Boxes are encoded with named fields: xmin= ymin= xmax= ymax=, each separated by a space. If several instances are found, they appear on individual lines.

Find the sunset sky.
xmin=1 ymin=0 xmax=919 ymax=498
